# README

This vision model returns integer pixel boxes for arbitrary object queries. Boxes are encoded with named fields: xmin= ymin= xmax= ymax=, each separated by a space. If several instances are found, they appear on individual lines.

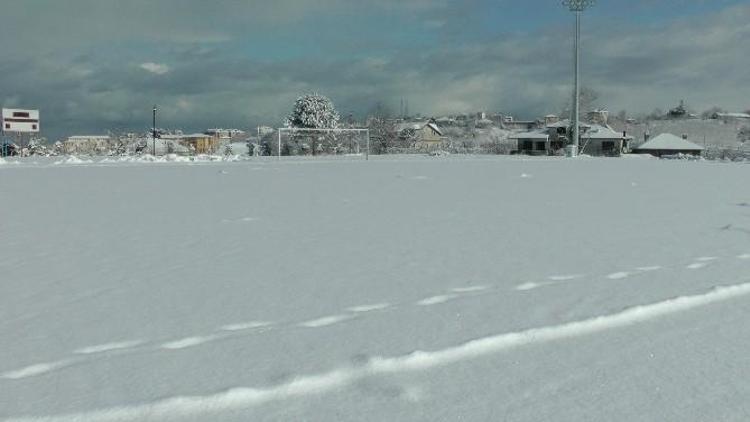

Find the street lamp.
xmin=562 ymin=0 xmax=595 ymax=157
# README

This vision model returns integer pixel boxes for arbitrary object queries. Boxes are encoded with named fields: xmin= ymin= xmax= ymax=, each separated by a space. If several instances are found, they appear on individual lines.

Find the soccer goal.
xmin=276 ymin=128 xmax=370 ymax=160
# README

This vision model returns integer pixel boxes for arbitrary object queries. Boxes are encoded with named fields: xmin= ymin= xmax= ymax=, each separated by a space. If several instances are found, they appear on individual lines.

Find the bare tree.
xmin=367 ymin=102 xmax=399 ymax=154
xmin=560 ymin=86 xmax=600 ymax=119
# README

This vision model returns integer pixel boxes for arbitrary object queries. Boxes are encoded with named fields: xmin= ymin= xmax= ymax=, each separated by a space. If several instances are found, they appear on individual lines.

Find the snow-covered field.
xmin=1 ymin=155 xmax=749 ymax=421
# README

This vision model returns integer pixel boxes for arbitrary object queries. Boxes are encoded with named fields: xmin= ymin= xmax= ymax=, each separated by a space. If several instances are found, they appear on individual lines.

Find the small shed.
xmin=632 ymin=133 xmax=704 ymax=157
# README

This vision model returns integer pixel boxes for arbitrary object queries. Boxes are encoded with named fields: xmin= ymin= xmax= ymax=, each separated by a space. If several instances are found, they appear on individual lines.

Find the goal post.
xmin=276 ymin=128 xmax=370 ymax=160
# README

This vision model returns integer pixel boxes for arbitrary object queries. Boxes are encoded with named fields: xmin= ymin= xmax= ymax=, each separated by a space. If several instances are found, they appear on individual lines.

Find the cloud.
xmin=0 ymin=1 xmax=748 ymax=140
xmin=139 ymin=62 xmax=170 ymax=75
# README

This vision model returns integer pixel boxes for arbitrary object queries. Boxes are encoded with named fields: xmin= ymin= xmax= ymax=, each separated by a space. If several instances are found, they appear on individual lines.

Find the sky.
xmin=1 ymin=0 xmax=749 ymax=140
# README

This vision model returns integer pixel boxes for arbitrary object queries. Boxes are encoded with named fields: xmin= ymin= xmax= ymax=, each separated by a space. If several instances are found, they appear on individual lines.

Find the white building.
xmin=63 ymin=135 xmax=111 ymax=154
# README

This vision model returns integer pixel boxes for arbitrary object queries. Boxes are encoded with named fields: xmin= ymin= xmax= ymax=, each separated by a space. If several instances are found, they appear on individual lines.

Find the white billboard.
xmin=2 ymin=108 xmax=40 ymax=133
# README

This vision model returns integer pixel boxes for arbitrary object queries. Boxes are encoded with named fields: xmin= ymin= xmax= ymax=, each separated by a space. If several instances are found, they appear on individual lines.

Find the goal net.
xmin=276 ymin=128 xmax=370 ymax=159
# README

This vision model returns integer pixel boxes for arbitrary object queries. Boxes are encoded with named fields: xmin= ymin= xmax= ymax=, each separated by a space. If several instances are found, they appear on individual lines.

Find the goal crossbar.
xmin=276 ymin=128 xmax=370 ymax=160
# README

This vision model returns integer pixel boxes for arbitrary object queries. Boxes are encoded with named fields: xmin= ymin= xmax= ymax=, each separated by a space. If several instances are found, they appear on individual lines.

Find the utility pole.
xmin=562 ymin=0 xmax=595 ymax=157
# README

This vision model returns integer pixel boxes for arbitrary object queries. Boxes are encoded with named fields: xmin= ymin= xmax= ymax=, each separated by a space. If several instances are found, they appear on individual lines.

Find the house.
xmin=502 ymin=116 xmax=539 ymax=131
xmin=63 ymin=135 xmax=112 ymax=154
xmin=160 ymin=133 xmax=218 ymax=154
xmin=632 ymin=133 xmax=704 ymax=157
xmin=544 ymin=114 xmax=560 ymax=126
xmin=510 ymin=119 xmax=632 ymax=156
xmin=180 ymin=134 xmax=219 ymax=154
xmin=579 ymin=125 xmax=634 ymax=156
xmin=509 ymin=131 xmax=550 ymax=155
xmin=206 ymin=128 xmax=246 ymax=142
xmin=395 ymin=121 xmax=446 ymax=150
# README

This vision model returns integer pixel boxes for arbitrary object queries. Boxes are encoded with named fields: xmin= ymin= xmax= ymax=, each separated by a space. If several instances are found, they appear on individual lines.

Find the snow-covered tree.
xmin=285 ymin=93 xmax=340 ymax=155
xmin=53 ymin=141 xmax=64 ymax=156
xmin=286 ymin=93 xmax=340 ymax=129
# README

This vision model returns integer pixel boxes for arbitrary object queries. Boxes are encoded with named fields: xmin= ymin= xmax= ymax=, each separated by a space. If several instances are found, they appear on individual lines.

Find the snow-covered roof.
xmin=395 ymin=121 xmax=443 ymax=136
xmin=67 ymin=135 xmax=110 ymax=140
xmin=546 ymin=119 xmax=591 ymax=130
xmin=584 ymin=125 xmax=633 ymax=140
xmin=426 ymin=122 xmax=443 ymax=136
xmin=635 ymin=133 xmax=704 ymax=151
xmin=161 ymin=133 xmax=213 ymax=140
xmin=509 ymin=131 xmax=549 ymax=140
xmin=394 ymin=122 xmax=425 ymax=132
xmin=714 ymin=112 xmax=750 ymax=119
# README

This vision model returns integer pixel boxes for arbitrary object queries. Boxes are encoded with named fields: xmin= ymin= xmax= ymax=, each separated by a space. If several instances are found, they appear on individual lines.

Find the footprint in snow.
xmin=74 ymin=340 xmax=144 ymax=355
xmin=161 ymin=335 xmax=219 ymax=350
xmin=347 ymin=303 xmax=391 ymax=313
xmin=221 ymin=216 xmax=258 ymax=223
xmin=450 ymin=285 xmax=490 ymax=293
xmin=299 ymin=314 xmax=354 ymax=328
xmin=548 ymin=274 xmax=583 ymax=281
xmin=417 ymin=294 xmax=459 ymax=306
xmin=516 ymin=282 xmax=542 ymax=291
xmin=1 ymin=359 xmax=75 ymax=380
xmin=219 ymin=321 xmax=273 ymax=332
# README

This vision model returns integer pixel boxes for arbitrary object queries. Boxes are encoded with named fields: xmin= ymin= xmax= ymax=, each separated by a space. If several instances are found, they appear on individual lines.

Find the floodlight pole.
xmin=152 ymin=105 xmax=157 ymax=156
xmin=562 ymin=0 xmax=594 ymax=157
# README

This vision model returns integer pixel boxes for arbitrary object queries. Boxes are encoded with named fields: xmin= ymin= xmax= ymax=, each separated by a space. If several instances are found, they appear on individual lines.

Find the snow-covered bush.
xmin=286 ymin=93 xmax=340 ymax=129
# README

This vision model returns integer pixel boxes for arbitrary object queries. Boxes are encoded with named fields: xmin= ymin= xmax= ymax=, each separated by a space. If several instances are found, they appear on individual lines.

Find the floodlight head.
xmin=562 ymin=0 xmax=595 ymax=11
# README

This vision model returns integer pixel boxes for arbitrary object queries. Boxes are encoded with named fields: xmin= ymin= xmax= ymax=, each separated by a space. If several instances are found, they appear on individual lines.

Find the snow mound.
xmin=53 ymin=156 xmax=94 ymax=165
xmin=661 ymin=153 xmax=703 ymax=161
xmin=98 ymin=154 xmax=250 ymax=164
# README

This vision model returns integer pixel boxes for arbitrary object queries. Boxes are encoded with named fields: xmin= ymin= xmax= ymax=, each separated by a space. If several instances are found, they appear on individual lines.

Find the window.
xmin=535 ymin=141 xmax=547 ymax=151
xmin=522 ymin=140 xmax=532 ymax=150
xmin=32 ymin=124 xmax=37 ymax=130
xmin=4 ymin=123 xmax=9 ymax=129
xmin=602 ymin=141 xmax=615 ymax=151
xmin=13 ymin=112 xmax=30 ymax=118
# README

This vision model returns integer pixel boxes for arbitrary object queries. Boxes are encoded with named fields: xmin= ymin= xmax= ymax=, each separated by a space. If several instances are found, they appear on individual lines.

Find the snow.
xmin=1 ymin=155 xmax=750 ymax=421
xmin=636 ymin=133 xmax=704 ymax=151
